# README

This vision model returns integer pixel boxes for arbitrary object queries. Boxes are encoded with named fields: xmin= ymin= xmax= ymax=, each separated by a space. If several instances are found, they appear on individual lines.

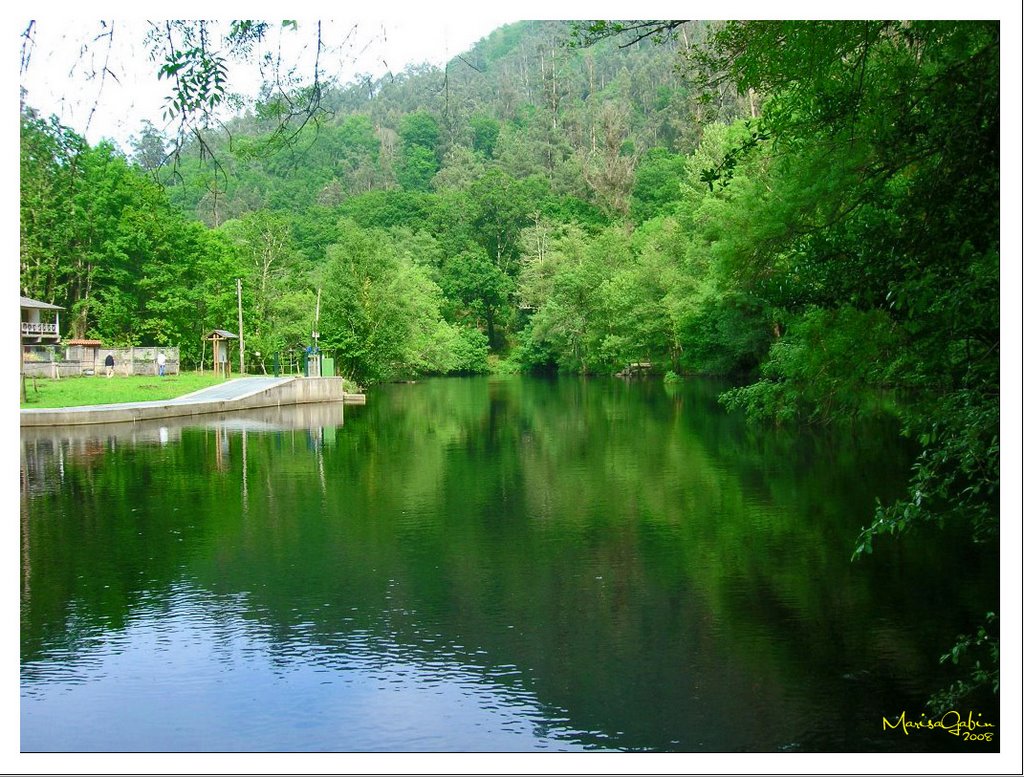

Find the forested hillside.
xmin=21 ymin=22 xmax=1001 ymax=708
xmin=22 ymin=21 xmax=767 ymax=378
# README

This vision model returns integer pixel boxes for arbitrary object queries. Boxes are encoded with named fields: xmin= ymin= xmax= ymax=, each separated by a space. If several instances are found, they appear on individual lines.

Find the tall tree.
xmin=128 ymin=120 xmax=169 ymax=171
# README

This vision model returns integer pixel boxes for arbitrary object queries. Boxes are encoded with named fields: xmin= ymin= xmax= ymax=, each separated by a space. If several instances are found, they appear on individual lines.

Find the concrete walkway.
xmin=21 ymin=376 xmax=363 ymax=427
xmin=166 ymin=377 xmax=294 ymax=404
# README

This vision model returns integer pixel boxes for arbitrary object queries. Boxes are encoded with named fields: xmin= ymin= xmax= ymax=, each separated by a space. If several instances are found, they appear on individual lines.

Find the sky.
xmin=17 ymin=16 xmax=520 ymax=150
xmin=17 ymin=5 xmax=1024 ymax=152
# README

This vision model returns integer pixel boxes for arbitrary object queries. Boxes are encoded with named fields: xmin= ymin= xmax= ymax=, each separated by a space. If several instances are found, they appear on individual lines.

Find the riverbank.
xmin=20 ymin=372 xmax=224 ymax=408
xmin=20 ymin=376 xmax=365 ymax=427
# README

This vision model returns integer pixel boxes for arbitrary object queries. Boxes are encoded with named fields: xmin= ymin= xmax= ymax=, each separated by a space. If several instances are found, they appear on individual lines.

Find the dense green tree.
xmin=469 ymin=114 xmax=501 ymax=158
xmin=396 ymin=111 xmax=442 ymax=190
xmin=437 ymin=247 xmax=514 ymax=347
xmin=467 ymin=168 xmax=534 ymax=271
xmin=20 ymin=111 xmax=82 ymax=307
xmin=317 ymin=221 xmax=477 ymax=383
xmin=629 ymin=147 xmax=686 ymax=223
xmin=337 ymin=189 xmax=436 ymax=231
xmin=397 ymin=144 xmax=439 ymax=191
xmin=397 ymin=111 xmax=442 ymax=156
xmin=517 ymin=223 xmax=605 ymax=372
xmin=21 ymin=108 xmax=252 ymax=364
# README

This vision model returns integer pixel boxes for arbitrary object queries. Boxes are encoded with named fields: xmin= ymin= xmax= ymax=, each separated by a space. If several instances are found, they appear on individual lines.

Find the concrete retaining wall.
xmin=21 ymin=377 xmax=360 ymax=427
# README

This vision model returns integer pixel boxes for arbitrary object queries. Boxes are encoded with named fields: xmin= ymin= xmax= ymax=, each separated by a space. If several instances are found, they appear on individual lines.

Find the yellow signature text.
xmin=882 ymin=710 xmax=995 ymax=738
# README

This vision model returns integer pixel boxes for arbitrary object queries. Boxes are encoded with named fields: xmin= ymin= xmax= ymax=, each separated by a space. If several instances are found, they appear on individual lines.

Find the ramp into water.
xmin=170 ymin=377 xmax=294 ymax=404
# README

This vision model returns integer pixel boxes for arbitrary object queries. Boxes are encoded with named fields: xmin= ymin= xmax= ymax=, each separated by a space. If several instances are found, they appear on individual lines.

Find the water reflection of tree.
xmin=21 ymin=380 xmax=994 ymax=751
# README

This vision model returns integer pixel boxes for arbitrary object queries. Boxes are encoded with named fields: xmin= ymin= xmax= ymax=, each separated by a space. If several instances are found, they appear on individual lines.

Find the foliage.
xmin=447 ymin=325 xmax=492 ymax=374
xmin=690 ymin=20 xmax=1000 ymax=700
xmin=338 ymin=189 xmax=435 ymax=231
xmin=20 ymin=110 xmax=232 ymax=365
xmin=630 ymin=147 xmax=687 ymax=223
xmin=853 ymin=387 xmax=999 ymax=555
xmin=469 ymin=114 xmax=501 ymax=158
xmin=20 ymin=113 xmax=83 ymax=306
xmin=928 ymin=612 xmax=999 ymax=713
xmin=398 ymin=111 xmax=442 ymax=155
xmin=437 ymin=247 xmax=514 ymax=346
xmin=317 ymin=222 xmax=470 ymax=383
xmin=721 ymin=306 xmax=906 ymax=424
xmin=397 ymin=145 xmax=439 ymax=191
xmin=397 ymin=111 xmax=441 ymax=190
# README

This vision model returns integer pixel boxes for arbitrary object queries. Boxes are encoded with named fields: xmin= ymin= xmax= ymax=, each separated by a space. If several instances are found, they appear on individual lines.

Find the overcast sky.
xmin=18 ymin=16 xmax=520 ymax=149
xmin=24 ymin=6 xmax=1015 ymax=151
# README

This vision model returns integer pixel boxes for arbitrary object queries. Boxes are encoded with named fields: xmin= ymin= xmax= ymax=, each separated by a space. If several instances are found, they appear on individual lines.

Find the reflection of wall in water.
xmin=21 ymin=402 xmax=345 ymax=446
xmin=20 ymin=402 xmax=347 ymax=495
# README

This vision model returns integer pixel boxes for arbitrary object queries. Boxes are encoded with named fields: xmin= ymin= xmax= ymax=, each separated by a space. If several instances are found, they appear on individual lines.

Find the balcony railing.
xmin=22 ymin=321 xmax=58 ymax=336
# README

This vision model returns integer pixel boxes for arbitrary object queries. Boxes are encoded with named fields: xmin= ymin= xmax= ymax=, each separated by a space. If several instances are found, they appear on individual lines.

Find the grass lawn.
xmin=20 ymin=371 xmax=229 ymax=409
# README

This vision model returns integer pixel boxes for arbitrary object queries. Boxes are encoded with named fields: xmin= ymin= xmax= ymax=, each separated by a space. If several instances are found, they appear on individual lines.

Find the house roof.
xmin=66 ymin=339 xmax=103 ymax=346
xmin=204 ymin=329 xmax=238 ymax=339
xmin=20 ymin=296 xmax=64 ymax=310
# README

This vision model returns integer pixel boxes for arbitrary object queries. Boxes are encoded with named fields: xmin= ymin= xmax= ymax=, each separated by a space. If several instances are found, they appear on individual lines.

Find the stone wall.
xmin=22 ymin=346 xmax=180 ymax=378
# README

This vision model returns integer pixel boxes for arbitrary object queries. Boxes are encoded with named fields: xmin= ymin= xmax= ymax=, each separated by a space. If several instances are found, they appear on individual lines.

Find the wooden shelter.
xmin=204 ymin=330 xmax=238 ymax=377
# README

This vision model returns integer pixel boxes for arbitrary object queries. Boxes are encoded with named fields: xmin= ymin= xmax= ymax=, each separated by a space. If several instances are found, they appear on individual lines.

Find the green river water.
xmin=20 ymin=376 xmax=998 ymax=752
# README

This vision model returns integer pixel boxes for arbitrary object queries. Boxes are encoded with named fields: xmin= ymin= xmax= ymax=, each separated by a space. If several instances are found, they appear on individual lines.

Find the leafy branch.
xmin=927 ymin=612 xmax=999 ymax=714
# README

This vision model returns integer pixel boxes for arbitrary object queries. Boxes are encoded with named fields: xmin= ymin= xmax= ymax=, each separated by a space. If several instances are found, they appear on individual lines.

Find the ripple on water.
xmin=21 ymin=583 xmax=601 ymax=752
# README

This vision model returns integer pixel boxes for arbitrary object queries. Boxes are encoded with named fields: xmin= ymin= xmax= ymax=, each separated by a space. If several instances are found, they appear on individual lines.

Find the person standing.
xmin=157 ymin=350 xmax=167 ymax=377
xmin=104 ymin=353 xmax=115 ymax=378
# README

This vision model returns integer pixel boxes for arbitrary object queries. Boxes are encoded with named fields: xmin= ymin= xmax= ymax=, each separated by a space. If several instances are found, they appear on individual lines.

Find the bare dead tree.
xmin=566 ymin=21 xmax=687 ymax=50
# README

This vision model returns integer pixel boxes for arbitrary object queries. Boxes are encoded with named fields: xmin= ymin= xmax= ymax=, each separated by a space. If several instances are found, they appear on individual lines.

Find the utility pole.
xmin=312 ymin=286 xmax=322 ymax=377
xmin=19 ymin=322 xmax=25 ymax=403
xmin=237 ymin=277 xmax=245 ymax=375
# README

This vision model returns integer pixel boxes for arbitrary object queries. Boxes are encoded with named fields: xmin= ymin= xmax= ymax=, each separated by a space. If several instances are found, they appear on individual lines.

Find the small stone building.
xmin=65 ymin=339 xmax=103 ymax=374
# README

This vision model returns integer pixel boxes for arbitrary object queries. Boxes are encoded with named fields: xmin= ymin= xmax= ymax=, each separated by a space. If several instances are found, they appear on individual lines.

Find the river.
xmin=19 ymin=376 xmax=998 ymax=752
